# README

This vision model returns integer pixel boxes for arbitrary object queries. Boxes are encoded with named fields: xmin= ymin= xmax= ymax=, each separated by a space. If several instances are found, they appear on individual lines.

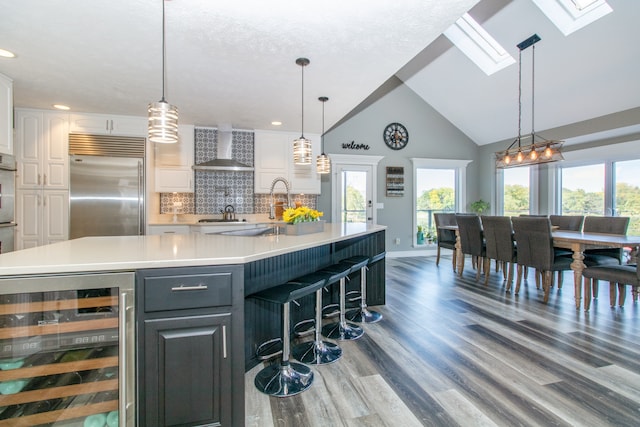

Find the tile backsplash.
xmin=160 ymin=127 xmax=317 ymax=215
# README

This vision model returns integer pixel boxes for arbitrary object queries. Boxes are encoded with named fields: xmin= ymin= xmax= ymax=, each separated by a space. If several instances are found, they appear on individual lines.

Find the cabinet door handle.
xmin=222 ymin=325 xmax=227 ymax=359
xmin=170 ymin=284 xmax=208 ymax=292
xmin=43 ymin=174 xmax=47 ymax=186
xmin=37 ymin=173 xmax=41 ymax=186
xmin=105 ymin=119 xmax=109 ymax=131
xmin=119 ymin=292 xmax=127 ymax=424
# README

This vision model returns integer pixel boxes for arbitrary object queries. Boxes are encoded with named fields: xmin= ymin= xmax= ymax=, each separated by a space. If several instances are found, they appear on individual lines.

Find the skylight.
xmin=532 ymin=0 xmax=613 ymax=35
xmin=444 ymin=13 xmax=515 ymax=76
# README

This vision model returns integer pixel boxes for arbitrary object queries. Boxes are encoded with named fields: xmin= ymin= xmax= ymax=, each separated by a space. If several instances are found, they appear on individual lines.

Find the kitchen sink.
xmin=213 ymin=226 xmax=283 ymax=237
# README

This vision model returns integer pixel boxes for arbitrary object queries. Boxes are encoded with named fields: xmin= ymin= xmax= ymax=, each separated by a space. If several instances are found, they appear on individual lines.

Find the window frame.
xmin=411 ymin=158 xmax=471 ymax=246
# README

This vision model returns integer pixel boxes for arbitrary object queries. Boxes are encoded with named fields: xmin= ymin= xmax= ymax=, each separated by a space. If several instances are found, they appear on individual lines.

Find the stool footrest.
xmin=293 ymin=319 xmax=315 ymax=337
xmin=322 ymin=304 xmax=340 ymax=318
xmin=346 ymin=290 xmax=362 ymax=303
xmin=256 ymin=337 xmax=283 ymax=361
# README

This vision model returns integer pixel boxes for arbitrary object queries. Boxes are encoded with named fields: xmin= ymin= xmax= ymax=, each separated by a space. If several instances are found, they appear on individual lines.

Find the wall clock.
xmin=383 ymin=122 xmax=409 ymax=150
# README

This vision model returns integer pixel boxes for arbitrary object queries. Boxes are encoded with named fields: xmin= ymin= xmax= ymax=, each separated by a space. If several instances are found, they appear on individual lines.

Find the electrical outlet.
xmin=394 ymin=238 xmax=400 ymax=245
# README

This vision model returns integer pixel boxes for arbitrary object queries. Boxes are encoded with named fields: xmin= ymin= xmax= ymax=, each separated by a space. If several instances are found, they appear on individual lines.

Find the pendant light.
xmin=316 ymin=96 xmax=331 ymax=174
xmin=293 ymin=58 xmax=312 ymax=165
xmin=495 ymin=34 xmax=563 ymax=169
xmin=148 ymin=0 xmax=179 ymax=144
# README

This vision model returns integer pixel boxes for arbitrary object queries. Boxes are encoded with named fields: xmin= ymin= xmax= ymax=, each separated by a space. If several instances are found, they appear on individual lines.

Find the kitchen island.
xmin=0 ymin=223 xmax=386 ymax=426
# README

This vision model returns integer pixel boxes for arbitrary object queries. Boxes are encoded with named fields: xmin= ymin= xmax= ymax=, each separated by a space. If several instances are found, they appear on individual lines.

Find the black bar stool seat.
xmin=319 ymin=261 xmax=364 ymax=341
xmin=343 ymin=252 xmax=384 ymax=323
xmin=251 ymin=278 xmax=323 ymax=397
xmin=290 ymin=272 xmax=343 ymax=365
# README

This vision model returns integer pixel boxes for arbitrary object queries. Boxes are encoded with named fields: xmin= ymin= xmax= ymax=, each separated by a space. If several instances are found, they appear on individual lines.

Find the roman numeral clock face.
xmin=383 ymin=122 xmax=409 ymax=150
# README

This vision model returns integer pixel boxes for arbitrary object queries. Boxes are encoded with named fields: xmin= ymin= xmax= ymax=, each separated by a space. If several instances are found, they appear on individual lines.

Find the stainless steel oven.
xmin=0 ymin=153 xmax=16 ymax=253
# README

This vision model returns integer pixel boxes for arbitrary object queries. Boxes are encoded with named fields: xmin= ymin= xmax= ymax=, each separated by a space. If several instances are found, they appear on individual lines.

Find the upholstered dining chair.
xmin=481 ymin=216 xmax=517 ymax=288
xmin=454 ymin=214 xmax=485 ymax=281
xmin=582 ymin=263 xmax=639 ymax=310
xmin=549 ymin=215 xmax=584 ymax=232
xmin=549 ymin=215 xmax=585 ymax=287
xmin=582 ymin=216 xmax=630 ymax=299
xmin=434 ymin=213 xmax=457 ymax=269
xmin=511 ymin=216 xmax=573 ymax=303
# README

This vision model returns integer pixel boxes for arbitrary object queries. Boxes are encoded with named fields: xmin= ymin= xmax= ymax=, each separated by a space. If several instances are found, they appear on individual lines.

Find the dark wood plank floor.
xmin=245 ymin=255 xmax=640 ymax=426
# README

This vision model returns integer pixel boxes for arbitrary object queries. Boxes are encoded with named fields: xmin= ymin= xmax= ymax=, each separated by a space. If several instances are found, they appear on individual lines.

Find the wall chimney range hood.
xmin=192 ymin=125 xmax=254 ymax=172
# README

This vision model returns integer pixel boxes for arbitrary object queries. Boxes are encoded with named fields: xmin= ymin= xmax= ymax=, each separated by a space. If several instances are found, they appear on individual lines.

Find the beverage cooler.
xmin=0 ymin=272 xmax=135 ymax=426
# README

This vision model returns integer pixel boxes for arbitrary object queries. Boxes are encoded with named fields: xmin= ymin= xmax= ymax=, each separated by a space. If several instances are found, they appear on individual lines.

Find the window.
xmin=411 ymin=158 xmax=471 ymax=246
xmin=560 ymin=163 xmax=605 ymax=215
xmin=416 ymin=168 xmax=455 ymax=234
xmin=614 ymin=159 xmax=640 ymax=235
xmin=503 ymin=166 xmax=531 ymax=216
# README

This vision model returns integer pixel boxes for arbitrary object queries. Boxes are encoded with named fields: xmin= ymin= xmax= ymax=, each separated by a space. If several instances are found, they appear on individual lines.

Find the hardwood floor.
xmin=245 ymin=255 xmax=640 ymax=426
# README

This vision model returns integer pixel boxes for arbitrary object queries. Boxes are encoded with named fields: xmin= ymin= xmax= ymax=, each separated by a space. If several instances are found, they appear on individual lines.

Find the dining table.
xmin=439 ymin=225 xmax=640 ymax=310
xmin=551 ymin=231 xmax=640 ymax=310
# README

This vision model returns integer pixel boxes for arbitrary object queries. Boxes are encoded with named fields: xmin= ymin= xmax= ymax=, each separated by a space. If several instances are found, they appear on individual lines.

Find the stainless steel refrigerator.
xmin=69 ymin=154 xmax=145 ymax=239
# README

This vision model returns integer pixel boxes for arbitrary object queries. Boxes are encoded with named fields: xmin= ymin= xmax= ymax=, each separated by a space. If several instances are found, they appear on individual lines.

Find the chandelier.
xmin=495 ymin=34 xmax=563 ymax=169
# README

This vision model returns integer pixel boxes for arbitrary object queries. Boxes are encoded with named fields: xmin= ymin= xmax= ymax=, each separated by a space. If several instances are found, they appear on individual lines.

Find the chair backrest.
xmin=481 ymin=216 xmax=516 ymax=263
xmin=455 ymin=214 xmax=484 ymax=256
xmin=549 ymin=215 xmax=584 ymax=231
xmin=511 ymin=216 xmax=554 ymax=270
xmin=434 ymin=213 xmax=457 ymax=244
xmin=583 ymin=216 xmax=630 ymax=235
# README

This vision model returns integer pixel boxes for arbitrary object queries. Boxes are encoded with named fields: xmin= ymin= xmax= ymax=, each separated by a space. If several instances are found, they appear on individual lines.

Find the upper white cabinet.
xmin=15 ymin=109 xmax=69 ymax=190
xmin=70 ymin=112 xmax=147 ymax=136
xmin=254 ymin=130 xmax=320 ymax=194
xmin=0 ymin=73 xmax=13 ymax=155
xmin=154 ymin=124 xmax=195 ymax=192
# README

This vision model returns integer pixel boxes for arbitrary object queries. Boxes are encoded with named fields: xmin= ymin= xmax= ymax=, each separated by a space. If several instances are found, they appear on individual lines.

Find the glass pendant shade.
xmin=293 ymin=136 xmax=312 ymax=165
xmin=316 ymin=153 xmax=330 ymax=174
xmin=316 ymin=96 xmax=331 ymax=174
xmin=148 ymin=100 xmax=179 ymax=144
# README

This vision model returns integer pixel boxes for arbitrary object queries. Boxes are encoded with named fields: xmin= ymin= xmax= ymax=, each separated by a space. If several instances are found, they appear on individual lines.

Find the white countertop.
xmin=0 ymin=223 xmax=386 ymax=276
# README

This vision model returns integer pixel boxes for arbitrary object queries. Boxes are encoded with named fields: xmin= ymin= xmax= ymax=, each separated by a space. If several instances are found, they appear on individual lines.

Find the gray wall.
xmin=318 ymin=82 xmax=479 ymax=252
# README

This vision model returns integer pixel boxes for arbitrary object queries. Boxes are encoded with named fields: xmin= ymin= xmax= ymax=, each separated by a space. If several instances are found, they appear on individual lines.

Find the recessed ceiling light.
xmin=0 ymin=49 xmax=16 ymax=58
xmin=271 ymin=121 xmax=282 ymax=126
xmin=53 ymin=104 xmax=71 ymax=110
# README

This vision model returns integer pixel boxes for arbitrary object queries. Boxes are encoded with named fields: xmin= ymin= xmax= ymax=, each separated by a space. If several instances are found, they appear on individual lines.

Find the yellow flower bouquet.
xmin=282 ymin=206 xmax=323 ymax=224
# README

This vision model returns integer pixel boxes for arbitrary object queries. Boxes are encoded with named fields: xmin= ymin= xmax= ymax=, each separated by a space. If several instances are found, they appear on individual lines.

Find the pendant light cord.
xmin=321 ymin=98 xmax=325 ymax=152
xmin=517 ymin=48 xmax=522 ymax=150
xmin=300 ymin=62 xmax=305 ymax=137
xmin=161 ymin=0 xmax=167 ymax=102
xmin=531 ymin=45 xmax=536 ymax=138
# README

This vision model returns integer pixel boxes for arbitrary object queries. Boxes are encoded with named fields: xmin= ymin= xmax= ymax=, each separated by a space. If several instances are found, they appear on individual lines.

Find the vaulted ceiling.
xmin=1 ymin=0 xmax=638 ymax=146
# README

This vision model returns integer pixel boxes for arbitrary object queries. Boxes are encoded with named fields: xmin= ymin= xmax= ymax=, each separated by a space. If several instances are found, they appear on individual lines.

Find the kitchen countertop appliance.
xmin=0 ymin=154 xmax=16 ymax=253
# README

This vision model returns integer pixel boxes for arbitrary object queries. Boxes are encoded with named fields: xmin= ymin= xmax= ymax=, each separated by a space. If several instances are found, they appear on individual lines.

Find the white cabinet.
xmin=0 ymin=73 xmax=12 ymax=155
xmin=15 ymin=109 xmax=69 ymax=190
xmin=15 ymin=109 xmax=70 ymax=249
xmin=16 ymin=189 xmax=69 ymax=250
xmin=147 ymin=224 xmax=191 ymax=235
xmin=70 ymin=112 xmax=147 ymax=136
xmin=154 ymin=125 xmax=194 ymax=193
xmin=254 ymin=130 xmax=320 ymax=194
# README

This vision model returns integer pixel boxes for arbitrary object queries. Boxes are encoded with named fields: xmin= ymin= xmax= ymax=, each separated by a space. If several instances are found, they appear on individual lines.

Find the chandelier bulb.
xmin=529 ymin=147 xmax=538 ymax=160
xmin=503 ymin=153 xmax=511 ymax=165
xmin=544 ymin=144 xmax=553 ymax=158
xmin=516 ymin=149 xmax=524 ymax=163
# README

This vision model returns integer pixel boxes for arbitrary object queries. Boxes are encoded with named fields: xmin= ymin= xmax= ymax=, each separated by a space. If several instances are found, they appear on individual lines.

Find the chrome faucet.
xmin=269 ymin=177 xmax=291 ymax=220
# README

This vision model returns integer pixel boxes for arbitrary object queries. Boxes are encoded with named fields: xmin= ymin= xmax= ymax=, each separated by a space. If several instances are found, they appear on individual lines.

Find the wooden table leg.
xmin=570 ymin=244 xmax=585 ymax=310
xmin=455 ymin=230 xmax=464 ymax=276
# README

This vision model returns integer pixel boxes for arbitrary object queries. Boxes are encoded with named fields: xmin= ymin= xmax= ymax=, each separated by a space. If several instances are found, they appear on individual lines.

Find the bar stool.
xmin=251 ymin=279 xmax=324 ymax=397
xmin=290 ymin=272 xmax=342 ymax=365
xmin=320 ymin=261 xmax=365 ymax=340
xmin=343 ymin=252 xmax=385 ymax=323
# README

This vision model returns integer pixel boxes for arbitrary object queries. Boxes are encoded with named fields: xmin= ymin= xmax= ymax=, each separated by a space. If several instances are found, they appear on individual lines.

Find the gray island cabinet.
xmin=0 ymin=223 xmax=385 ymax=426
xmin=136 ymin=265 xmax=244 ymax=427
